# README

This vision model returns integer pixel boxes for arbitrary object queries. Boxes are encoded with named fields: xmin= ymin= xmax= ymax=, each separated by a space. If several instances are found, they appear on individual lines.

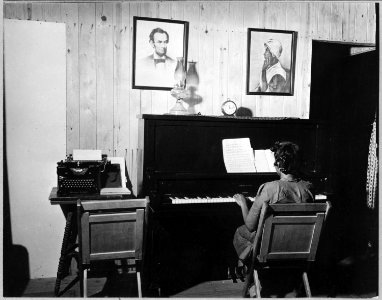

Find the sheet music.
xmin=254 ymin=149 xmax=277 ymax=172
xmin=254 ymin=150 xmax=269 ymax=172
xmin=222 ymin=138 xmax=256 ymax=173
xmin=222 ymin=138 xmax=277 ymax=173
xmin=264 ymin=149 xmax=277 ymax=172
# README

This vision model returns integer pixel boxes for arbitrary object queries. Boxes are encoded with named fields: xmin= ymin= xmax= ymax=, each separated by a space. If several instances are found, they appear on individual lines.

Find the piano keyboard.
xmin=169 ymin=196 xmax=256 ymax=204
xmin=169 ymin=194 xmax=327 ymax=204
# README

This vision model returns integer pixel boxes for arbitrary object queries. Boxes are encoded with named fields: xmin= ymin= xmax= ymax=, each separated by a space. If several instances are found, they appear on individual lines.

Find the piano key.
xmin=315 ymin=194 xmax=327 ymax=200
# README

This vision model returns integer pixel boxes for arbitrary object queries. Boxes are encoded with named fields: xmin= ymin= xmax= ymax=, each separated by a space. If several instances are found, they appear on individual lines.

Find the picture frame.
xmin=246 ymin=28 xmax=297 ymax=96
xmin=132 ymin=16 xmax=189 ymax=90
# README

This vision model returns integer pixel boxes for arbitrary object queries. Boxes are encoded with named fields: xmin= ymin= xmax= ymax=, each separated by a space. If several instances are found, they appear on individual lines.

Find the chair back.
xmin=78 ymin=197 xmax=148 ymax=265
xmin=256 ymin=201 xmax=331 ymax=264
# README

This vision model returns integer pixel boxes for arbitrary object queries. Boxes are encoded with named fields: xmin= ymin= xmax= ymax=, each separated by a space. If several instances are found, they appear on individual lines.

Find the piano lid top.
xmin=138 ymin=114 xmax=325 ymax=125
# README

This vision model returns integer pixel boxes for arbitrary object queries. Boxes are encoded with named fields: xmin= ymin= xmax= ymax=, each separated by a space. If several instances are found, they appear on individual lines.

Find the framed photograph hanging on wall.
xmin=132 ymin=16 xmax=189 ymax=90
xmin=246 ymin=28 xmax=297 ymax=96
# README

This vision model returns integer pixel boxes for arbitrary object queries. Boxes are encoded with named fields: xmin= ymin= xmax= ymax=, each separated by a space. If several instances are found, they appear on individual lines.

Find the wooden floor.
xmin=19 ymin=274 xmax=378 ymax=298
xmin=21 ymin=275 xmax=245 ymax=298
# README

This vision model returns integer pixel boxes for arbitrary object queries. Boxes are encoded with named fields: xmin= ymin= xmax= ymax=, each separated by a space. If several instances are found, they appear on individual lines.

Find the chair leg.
xmin=302 ymin=271 xmax=312 ymax=297
xmin=83 ymin=268 xmax=88 ymax=298
xmin=137 ymin=271 xmax=142 ymax=298
xmin=253 ymin=269 xmax=261 ymax=298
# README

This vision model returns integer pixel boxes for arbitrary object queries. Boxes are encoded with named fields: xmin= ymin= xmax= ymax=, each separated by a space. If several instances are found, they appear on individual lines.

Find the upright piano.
xmin=137 ymin=114 xmax=331 ymax=294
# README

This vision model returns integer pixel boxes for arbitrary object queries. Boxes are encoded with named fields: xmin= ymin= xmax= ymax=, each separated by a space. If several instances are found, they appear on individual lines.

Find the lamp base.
xmin=169 ymin=100 xmax=188 ymax=115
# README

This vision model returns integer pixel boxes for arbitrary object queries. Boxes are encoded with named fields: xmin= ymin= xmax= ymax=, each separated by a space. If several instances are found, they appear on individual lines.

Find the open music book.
xmin=222 ymin=138 xmax=276 ymax=173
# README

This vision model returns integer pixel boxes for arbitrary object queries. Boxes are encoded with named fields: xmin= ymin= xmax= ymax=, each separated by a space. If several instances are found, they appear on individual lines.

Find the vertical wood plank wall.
xmin=4 ymin=1 xmax=376 ymax=194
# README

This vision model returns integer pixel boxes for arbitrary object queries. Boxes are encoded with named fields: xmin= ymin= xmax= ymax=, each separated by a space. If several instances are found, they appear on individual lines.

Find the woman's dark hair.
xmin=270 ymin=141 xmax=301 ymax=174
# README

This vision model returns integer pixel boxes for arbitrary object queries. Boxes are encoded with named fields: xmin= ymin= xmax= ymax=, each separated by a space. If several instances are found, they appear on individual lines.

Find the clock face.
xmin=222 ymin=100 xmax=237 ymax=116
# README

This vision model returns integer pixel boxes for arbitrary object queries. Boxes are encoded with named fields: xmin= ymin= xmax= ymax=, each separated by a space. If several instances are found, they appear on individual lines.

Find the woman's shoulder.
xmin=270 ymin=178 xmax=313 ymax=188
xmin=260 ymin=180 xmax=283 ymax=191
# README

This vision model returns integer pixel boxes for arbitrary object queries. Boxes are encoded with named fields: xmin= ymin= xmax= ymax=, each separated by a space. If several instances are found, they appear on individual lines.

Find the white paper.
xmin=254 ymin=149 xmax=277 ymax=173
xmin=254 ymin=150 xmax=270 ymax=172
xmin=222 ymin=138 xmax=256 ymax=173
xmin=264 ymin=149 xmax=277 ymax=172
xmin=73 ymin=149 xmax=102 ymax=161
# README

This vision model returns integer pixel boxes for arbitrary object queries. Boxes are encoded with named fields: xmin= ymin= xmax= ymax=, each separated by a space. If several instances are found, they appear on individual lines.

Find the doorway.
xmin=310 ymin=41 xmax=378 ymax=295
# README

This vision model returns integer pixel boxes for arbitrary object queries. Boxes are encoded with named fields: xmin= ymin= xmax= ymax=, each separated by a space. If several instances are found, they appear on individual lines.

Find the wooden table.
xmin=49 ymin=187 xmax=133 ymax=297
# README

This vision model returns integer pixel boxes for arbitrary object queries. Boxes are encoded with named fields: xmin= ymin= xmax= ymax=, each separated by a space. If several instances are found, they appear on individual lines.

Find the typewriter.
xmin=57 ymin=154 xmax=108 ymax=195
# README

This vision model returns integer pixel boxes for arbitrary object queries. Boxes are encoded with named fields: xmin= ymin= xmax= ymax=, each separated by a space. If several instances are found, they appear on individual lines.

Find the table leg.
xmin=54 ymin=211 xmax=76 ymax=296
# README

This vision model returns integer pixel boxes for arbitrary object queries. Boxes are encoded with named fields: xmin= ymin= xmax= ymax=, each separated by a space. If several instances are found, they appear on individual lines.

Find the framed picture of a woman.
xmin=246 ymin=28 xmax=297 ymax=96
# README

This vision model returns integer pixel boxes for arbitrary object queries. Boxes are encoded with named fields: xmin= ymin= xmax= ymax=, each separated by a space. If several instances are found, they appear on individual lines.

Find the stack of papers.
xmin=100 ymin=187 xmax=131 ymax=195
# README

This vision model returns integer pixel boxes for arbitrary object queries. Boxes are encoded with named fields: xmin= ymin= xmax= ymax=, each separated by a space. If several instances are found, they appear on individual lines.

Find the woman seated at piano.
xmin=232 ymin=141 xmax=314 ymax=267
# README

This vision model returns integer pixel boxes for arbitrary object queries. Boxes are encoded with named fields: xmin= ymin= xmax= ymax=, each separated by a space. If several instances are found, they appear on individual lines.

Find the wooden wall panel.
xmin=78 ymin=3 xmax=97 ymax=149
xmin=62 ymin=3 xmax=80 ymax=154
xmin=198 ymin=2 xmax=215 ymax=115
xmin=330 ymin=2 xmax=343 ymax=41
xmin=227 ymin=2 xmax=244 ymax=109
xmin=42 ymin=2 xmax=62 ymax=22
xmin=128 ymin=2 xmax=141 ymax=194
xmin=242 ymin=1 xmax=259 ymax=116
xmin=4 ymin=1 xmax=377 ymax=191
xmin=367 ymin=2 xmax=376 ymax=43
xmin=4 ymin=2 xmax=29 ymax=19
xmin=284 ymin=2 xmax=300 ymax=118
xmin=316 ymin=2 xmax=331 ymax=40
xmin=30 ymin=3 xmax=44 ymax=21
xmin=355 ymin=3 xmax=369 ymax=44
xmin=113 ymin=2 xmax=131 ymax=158
xmin=96 ymin=3 xmax=114 ymax=155
xmin=343 ymin=2 xmax=356 ymax=42
xmin=212 ymin=2 xmax=230 ymax=115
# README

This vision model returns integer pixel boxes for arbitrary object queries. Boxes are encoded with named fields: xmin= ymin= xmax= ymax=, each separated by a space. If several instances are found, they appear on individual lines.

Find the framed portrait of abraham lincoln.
xmin=246 ymin=28 xmax=297 ymax=96
xmin=132 ymin=16 xmax=189 ymax=90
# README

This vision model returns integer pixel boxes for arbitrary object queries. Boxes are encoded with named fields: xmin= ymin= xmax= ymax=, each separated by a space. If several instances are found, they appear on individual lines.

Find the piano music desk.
xmin=49 ymin=187 xmax=133 ymax=296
